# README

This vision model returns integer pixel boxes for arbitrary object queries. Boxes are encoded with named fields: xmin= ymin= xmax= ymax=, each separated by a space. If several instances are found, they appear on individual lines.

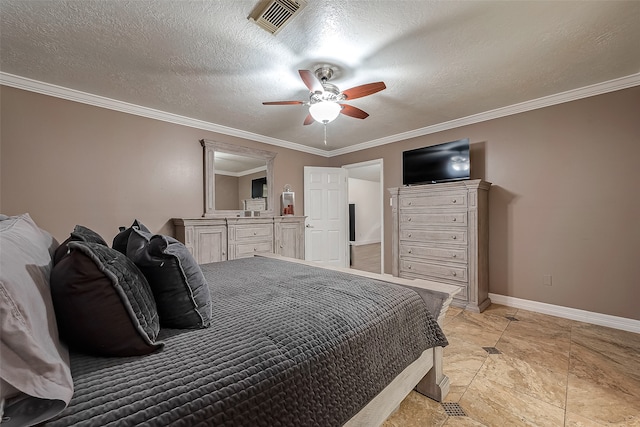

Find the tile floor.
xmin=383 ymin=304 xmax=640 ymax=426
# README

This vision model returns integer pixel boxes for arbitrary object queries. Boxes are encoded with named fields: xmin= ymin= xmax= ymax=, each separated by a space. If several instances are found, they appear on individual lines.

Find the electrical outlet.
xmin=543 ymin=275 xmax=552 ymax=286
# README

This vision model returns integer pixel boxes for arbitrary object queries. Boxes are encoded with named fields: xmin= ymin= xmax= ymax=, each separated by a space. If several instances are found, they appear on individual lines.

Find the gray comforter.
xmin=47 ymin=256 xmax=447 ymax=426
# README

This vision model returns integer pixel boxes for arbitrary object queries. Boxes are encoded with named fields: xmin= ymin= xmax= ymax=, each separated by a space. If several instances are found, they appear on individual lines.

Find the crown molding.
xmin=2 ymin=71 xmax=638 ymax=158
xmin=0 ymin=72 xmax=330 ymax=158
xmin=328 ymin=72 xmax=640 ymax=157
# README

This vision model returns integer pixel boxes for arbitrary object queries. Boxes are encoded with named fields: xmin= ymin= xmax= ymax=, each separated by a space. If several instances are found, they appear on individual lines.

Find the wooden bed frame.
xmin=258 ymin=254 xmax=460 ymax=427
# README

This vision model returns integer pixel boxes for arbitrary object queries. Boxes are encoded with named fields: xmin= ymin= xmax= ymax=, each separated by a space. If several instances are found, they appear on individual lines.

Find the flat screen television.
xmin=402 ymin=138 xmax=470 ymax=185
xmin=251 ymin=177 xmax=267 ymax=198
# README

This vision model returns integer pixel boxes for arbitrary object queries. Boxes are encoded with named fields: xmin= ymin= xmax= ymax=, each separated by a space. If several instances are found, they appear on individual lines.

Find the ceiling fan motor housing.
xmin=310 ymin=82 xmax=344 ymax=105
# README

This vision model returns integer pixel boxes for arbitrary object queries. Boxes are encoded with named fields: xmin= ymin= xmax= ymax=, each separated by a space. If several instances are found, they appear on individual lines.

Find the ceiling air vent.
xmin=248 ymin=0 xmax=307 ymax=35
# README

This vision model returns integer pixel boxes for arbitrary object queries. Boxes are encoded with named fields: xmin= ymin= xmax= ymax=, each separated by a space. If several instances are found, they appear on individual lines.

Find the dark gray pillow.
xmin=50 ymin=241 xmax=163 ymax=356
xmin=127 ymin=229 xmax=212 ymax=329
xmin=112 ymin=219 xmax=150 ymax=254
xmin=53 ymin=225 xmax=107 ymax=265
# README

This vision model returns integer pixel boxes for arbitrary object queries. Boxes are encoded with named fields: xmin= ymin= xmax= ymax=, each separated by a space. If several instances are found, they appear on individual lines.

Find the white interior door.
xmin=304 ymin=166 xmax=348 ymax=267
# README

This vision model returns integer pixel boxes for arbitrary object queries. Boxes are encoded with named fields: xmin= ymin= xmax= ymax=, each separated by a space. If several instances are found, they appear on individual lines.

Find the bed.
xmin=0 ymin=214 xmax=459 ymax=427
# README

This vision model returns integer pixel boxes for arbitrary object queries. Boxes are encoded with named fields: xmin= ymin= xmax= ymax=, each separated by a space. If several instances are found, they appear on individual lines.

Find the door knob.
xmin=305 ymin=224 xmax=314 ymax=228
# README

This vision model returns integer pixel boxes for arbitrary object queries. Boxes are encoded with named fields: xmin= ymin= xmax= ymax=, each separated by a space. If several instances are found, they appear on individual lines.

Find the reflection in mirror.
xmin=201 ymin=139 xmax=276 ymax=217
xmin=214 ymin=152 xmax=267 ymax=211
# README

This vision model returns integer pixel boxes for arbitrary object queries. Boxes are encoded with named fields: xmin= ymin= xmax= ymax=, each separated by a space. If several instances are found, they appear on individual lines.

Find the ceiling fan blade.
xmin=342 ymin=82 xmax=386 ymax=100
xmin=303 ymin=113 xmax=314 ymax=125
xmin=262 ymin=101 xmax=304 ymax=105
xmin=339 ymin=104 xmax=369 ymax=119
xmin=299 ymin=70 xmax=322 ymax=92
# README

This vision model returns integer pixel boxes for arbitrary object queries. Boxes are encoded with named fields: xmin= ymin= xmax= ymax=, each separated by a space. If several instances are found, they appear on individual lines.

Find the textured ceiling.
xmin=1 ymin=0 xmax=639 ymax=152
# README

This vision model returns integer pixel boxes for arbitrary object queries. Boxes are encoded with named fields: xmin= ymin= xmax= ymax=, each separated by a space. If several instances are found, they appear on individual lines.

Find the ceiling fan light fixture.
xmin=309 ymin=101 xmax=341 ymax=124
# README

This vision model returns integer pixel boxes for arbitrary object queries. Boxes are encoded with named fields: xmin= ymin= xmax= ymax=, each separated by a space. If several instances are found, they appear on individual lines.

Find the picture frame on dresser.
xmin=389 ymin=179 xmax=491 ymax=312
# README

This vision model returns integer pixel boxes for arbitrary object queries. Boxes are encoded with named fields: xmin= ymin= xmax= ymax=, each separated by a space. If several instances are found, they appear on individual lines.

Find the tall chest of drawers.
xmin=389 ymin=180 xmax=491 ymax=312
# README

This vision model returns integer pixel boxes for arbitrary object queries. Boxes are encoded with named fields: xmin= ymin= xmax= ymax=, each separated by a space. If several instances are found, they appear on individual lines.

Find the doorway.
xmin=343 ymin=159 xmax=384 ymax=274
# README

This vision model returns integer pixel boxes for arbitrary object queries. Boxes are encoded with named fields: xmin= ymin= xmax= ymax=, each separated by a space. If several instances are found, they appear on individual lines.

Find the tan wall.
xmin=2 ymin=85 xmax=638 ymax=320
xmin=331 ymin=86 xmax=640 ymax=320
xmin=0 ymin=86 xmax=328 ymax=244
xmin=214 ymin=174 xmax=240 ymax=210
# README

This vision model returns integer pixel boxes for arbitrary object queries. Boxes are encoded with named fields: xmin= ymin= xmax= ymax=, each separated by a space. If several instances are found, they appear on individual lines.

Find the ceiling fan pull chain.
xmin=324 ymin=123 xmax=328 ymax=145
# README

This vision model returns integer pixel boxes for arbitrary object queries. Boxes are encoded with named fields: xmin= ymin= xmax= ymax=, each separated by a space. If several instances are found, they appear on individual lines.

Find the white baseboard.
xmin=488 ymin=293 xmax=640 ymax=334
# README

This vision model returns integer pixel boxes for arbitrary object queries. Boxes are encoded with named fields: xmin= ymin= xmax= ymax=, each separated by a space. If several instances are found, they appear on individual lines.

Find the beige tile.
xmin=443 ymin=336 xmax=488 ymax=392
xmin=566 ymin=373 xmax=640 ymax=426
xmin=504 ymin=310 xmax=574 ymax=341
xmin=568 ymin=339 xmax=640 ymax=416
xmin=443 ymin=416 xmax=488 ymax=426
xmin=571 ymin=322 xmax=640 ymax=382
xmin=481 ymin=303 xmax=518 ymax=318
xmin=495 ymin=332 xmax=570 ymax=374
xmin=443 ymin=306 xmax=464 ymax=325
xmin=572 ymin=321 xmax=640 ymax=351
xmin=474 ymin=353 xmax=567 ymax=409
xmin=383 ymin=391 xmax=448 ymax=427
xmin=386 ymin=306 xmax=640 ymax=426
xmin=565 ymin=412 xmax=607 ymax=427
xmin=513 ymin=309 xmax=576 ymax=329
xmin=444 ymin=336 xmax=488 ymax=373
xmin=459 ymin=377 xmax=565 ymax=427
xmin=459 ymin=309 xmax=513 ymax=330
xmin=443 ymin=385 xmax=467 ymax=403
xmin=442 ymin=310 xmax=510 ymax=347
xmin=500 ymin=311 xmax=572 ymax=358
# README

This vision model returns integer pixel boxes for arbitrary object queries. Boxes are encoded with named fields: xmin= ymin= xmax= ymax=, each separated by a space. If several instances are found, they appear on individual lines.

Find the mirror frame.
xmin=201 ymin=139 xmax=277 ymax=217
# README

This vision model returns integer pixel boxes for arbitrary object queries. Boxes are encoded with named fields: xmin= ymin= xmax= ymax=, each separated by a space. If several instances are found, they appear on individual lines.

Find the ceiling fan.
xmin=262 ymin=67 xmax=386 ymax=126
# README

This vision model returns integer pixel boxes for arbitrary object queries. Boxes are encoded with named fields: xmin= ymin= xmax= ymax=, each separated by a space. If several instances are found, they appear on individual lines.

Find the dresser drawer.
xmin=400 ymin=259 xmax=468 ymax=283
xmin=233 ymin=241 xmax=274 ymax=258
xmin=400 ymin=244 xmax=467 ymax=263
xmin=234 ymin=225 xmax=273 ymax=241
xmin=400 ymin=228 xmax=467 ymax=245
xmin=400 ymin=212 xmax=467 ymax=227
xmin=400 ymin=192 xmax=467 ymax=209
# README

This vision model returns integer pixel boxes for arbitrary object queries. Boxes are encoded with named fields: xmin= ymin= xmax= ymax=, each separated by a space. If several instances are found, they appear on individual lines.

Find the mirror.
xmin=201 ymin=139 xmax=276 ymax=217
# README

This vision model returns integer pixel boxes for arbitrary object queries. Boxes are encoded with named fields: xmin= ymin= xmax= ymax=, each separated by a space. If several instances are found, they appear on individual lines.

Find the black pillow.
xmin=50 ymin=241 xmax=163 ymax=356
xmin=112 ymin=219 xmax=150 ymax=254
xmin=127 ymin=229 xmax=212 ymax=329
xmin=53 ymin=225 xmax=108 ymax=265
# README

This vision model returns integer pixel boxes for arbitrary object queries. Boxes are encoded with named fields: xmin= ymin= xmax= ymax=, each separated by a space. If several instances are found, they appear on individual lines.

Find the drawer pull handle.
xmin=408 ymin=233 xmax=412 ymax=238
xmin=452 ymin=254 xmax=457 ymax=258
xmin=452 ymin=236 xmax=457 ymax=240
xmin=452 ymin=272 xmax=457 ymax=277
xmin=452 ymin=199 xmax=457 ymax=203
xmin=254 ymin=247 xmax=257 ymax=251
xmin=408 ymin=217 xmax=412 ymax=222
xmin=452 ymin=218 xmax=457 ymax=222
xmin=408 ymin=249 xmax=412 ymax=254
xmin=407 ymin=265 xmax=412 ymax=269
xmin=253 ymin=232 xmax=257 ymax=235
xmin=408 ymin=201 xmax=412 ymax=206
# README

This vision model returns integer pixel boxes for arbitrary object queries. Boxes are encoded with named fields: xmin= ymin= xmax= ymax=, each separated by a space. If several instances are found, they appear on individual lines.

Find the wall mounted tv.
xmin=402 ymin=138 xmax=470 ymax=185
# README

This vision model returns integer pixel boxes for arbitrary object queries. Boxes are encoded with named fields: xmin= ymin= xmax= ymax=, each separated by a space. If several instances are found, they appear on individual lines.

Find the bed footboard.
xmin=414 ymin=346 xmax=449 ymax=401
xmin=257 ymin=255 xmax=460 ymax=426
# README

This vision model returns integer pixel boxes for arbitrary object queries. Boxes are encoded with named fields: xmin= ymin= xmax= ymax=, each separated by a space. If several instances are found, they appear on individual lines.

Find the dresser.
xmin=173 ymin=216 xmax=305 ymax=264
xmin=389 ymin=180 xmax=491 ymax=312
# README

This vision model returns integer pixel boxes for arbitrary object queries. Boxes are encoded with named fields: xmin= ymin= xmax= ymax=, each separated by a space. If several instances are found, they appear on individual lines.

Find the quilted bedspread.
xmin=47 ymin=256 xmax=448 ymax=427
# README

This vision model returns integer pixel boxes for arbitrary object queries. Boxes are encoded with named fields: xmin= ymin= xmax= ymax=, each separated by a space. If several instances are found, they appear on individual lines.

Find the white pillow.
xmin=0 ymin=213 xmax=74 ymax=427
